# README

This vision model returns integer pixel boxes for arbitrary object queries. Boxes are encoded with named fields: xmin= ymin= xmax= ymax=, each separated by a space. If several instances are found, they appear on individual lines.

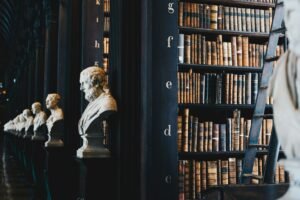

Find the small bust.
xmin=32 ymin=102 xmax=47 ymax=131
xmin=4 ymin=120 xmax=15 ymax=132
xmin=16 ymin=114 xmax=26 ymax=132
xmin=77 ymin=65 xmax=117 ymax=158
xmin=22 ymin=109 xmax=34 ymax=132
xmin=45 ymin=93 xmax=64 ymax=132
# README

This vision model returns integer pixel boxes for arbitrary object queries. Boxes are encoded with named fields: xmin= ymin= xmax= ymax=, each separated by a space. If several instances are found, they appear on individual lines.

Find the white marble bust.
xmin=32 ymin=102 xmax=47 ymax=132
xmin=4 ymin=120 xmax=15 ymax=132
xmin=22 ymin=109 xmax=34 ymax=132
xmin=16 ymin=114 xmax=26 ymax=132
xmin=269 ymin=0 xmax=300 ymax=199
xmin=77 ymin=66 xmax=117 ymax=158
xmin=45 ymin=93 xmax=64 ymax=132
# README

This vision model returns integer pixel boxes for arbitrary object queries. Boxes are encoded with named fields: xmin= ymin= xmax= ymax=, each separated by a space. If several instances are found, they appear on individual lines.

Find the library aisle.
xmin=0 ymin=134 xmax=35 ymax=200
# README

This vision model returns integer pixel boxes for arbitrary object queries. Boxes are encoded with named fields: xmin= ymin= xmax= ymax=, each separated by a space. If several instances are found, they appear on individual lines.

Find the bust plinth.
xmin=45 ymin=119 xmax=64 ymax=147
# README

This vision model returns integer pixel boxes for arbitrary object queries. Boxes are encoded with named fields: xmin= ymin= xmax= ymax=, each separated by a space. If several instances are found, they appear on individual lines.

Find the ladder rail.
xmin=241 ymin=1 xmax=285 ymax=184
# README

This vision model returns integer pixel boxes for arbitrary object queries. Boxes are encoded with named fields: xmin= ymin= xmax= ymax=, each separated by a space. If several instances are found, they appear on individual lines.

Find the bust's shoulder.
xmin=96 ymin=93 xmax=117 ymax=111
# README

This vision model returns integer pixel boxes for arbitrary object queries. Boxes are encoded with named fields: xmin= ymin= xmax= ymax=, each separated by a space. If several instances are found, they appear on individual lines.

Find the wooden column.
xmin=43 ymin=0 xmax=59 ymax=101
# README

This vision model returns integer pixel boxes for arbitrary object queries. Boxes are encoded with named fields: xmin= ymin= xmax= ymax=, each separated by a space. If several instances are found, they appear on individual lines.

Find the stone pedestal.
xmin=45 ymin=120 xmax=64 ymax=147
xmin=76 ymin=158 xmax=116 ymax=200
xmin=32 ymin=139 xmax=48 ymax=199
xmin=278 ymin=159 xmax=300 ymax=200
xmin=32 ymin=124 xmax=48 ymax=141
xmin=44 ymin=146 xmax=67 ymax=200
xmin=23 ymin=125 xmax=34 ymax=139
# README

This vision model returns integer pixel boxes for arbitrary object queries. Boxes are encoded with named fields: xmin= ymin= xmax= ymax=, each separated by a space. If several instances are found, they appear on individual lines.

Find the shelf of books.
xmin=103 ymin=0 xmax=110 ymax=73
xmin=176 ymin=0 xmax=288 ymax=199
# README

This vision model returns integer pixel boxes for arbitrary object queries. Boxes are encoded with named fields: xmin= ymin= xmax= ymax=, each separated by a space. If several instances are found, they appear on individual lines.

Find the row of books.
xmin=104 ymin=17 xmax=110 ymax=32
xmin=104 ymin=37 xmax=110 ymax=54
xmin=178 ymin=3 xmax=273 ymax=33
xmin=178 ymin=109 xmax=273 ymax=152
xmin=177 ymin=71 xmax=271 ymax=105
xmin=178 ymin=158 xmax=286 ymax=200
xmin=237 ymin=0 xmax=275 ymax=2
xmin=104 ymin=0 xmax=110 ymax=13
xmin=179 ymin=34 xmax=284 ymax=66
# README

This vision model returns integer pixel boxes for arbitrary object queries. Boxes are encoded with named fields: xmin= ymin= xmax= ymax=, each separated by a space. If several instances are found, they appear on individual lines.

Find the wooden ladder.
xmin=241 ymin=0 xmax=286 ymax=184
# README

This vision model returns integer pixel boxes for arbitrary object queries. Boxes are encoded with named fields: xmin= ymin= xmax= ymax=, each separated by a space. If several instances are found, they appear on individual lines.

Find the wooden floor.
xmin=0 ymin=136 xmax=35 ymax=200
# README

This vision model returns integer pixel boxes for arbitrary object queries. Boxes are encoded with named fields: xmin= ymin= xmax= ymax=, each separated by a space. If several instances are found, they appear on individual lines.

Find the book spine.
xmin=210 ymin=5 xmax=218 ymax=30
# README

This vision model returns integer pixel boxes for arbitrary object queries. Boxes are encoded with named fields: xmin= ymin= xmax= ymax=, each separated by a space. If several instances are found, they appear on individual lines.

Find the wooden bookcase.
xmin=176 ymin=0 xmax=288 ymax=199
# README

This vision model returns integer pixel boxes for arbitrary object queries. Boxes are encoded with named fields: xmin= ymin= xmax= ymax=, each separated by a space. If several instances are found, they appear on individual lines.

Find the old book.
xmin=279 ymin=164 xmax=285 ymax=183
xmin=200 ymin=74 xmax=205 ymax=104
xmin=207 ymin=161 xmax=218 ymax=187
xmin=242 ymin=8 xmax=247 ymax=32
xmin=179 ymin=2 xmax=184 ymax=27
xmin=237 ymin=36 xmax=243 ymax=66
xmin=180 ymin=73 xmax=184 ymax=103
xmin=191 ymin=34 xmax=195 ymax=64
xmin=184 ymin=161 xmax=191 ymax=199
xmin=216 ymin=74 xmax=223 ymax=104
xmin=224 ymin=7 xmax=230 ymax=30
xmin=233 ymin=109 xmax=241 ymax=151
xmin=217 ymin=35 xmax=223 ymax=65
xmin=178 ymin=116 xmax=183 ymax=152
xmin=227 ymin=118 xmax=232 ymax=151
xmin=221 ymin=160 xmax=229 ymax=185
xmin=198 ymin=122 xmax=204 ymax=152
xmin=188 ymin=115 xmax=194 ymax=152
xmin=236 ymin=159 xmax=243 ymax=184
xmin=246 ymin=120 xmax=251 ymax=148
xmin=238 ymin=75 xmax=243 ymax=104
xmin=230 ymin=7 xmax=234 ymax=30
xmin=228 ymin=42 xmax=232 ymax=66
xmin=237 ymin=8 xmax=242 ymax=31
xmin=213 ymin=123 xmax=219 ymax=152
xmin=179 ymin=34 xmax=184 ymax=64
xmin=202 ymin=36 xmax=206 ymax=64
xmin=233 ymin=74 xmax=238 ymax=104
xmin=184 ymin=34 xmax=191 ymax=64
xmin=192 ymin=117 xmax=199 ymax=152
xmin=208 ymin=122 xmax=213 ymax=152
xmin=240 ymin=118 xmax=245 ymax=151
xmin=197 ymin=34 xmax=202 ymax=65
xmin=178 ymin=161 xmax=185 ymax=200
xmin=196 ymin=161 xmax=202 ymax=199
xmin=191 ymin=160 xmax=196 ymax=199
xmin=255 ymin=9 xmax=260 ymax=32
xmin=230 ymin=74 xmax=234 ymax=104
xmin=201 ymin=161 xmax=207 ymax=191
xmin=234 ymin=7 xmax=238 ymax=31
xmin=183 ymin=109 xmax=189 ymax=152
xmin=225 ymin=74 xmax=230 ymax=104
xmin=220 ymin=124 xmax=227 ymax=151
xmin=246 ymin=8 xmax=251 ymax=32
xmin=266 ymin=119 xmax=272 ymax=145
xmin=218 ymin=5 xmax=224 ymax=30
xmin=204 ymin=122 xmax=209 ymax=152
xmin=252 ymin=159 xmax=259 ymax=184
xmin=210 ymin=5 xmax=218 ymax=30
xmin=229 ymin=158 xmax=237 ymax=184
xmin=223 ymin=42 xmax=228 ymax=66
xmin=189 ymin=69 xmax=193 ymax=103
xmin=252 ymin=73 xmax=259 ymax=103
xmin=242 ymin=37 xmax=249 ymax=66
xmin=231 ymin=37 xmax=237 ymax=66
xmin=212 ymin=41 xmax=217 ymax=65
xmin=207 ymin=41 xmax=212 ymax=65
xmin=251 ymin=9 xmax=256 ymax=33
xmin=260 ymin=10 xmax=265 ymax=32
xmin=242 ymin=75 xmax=246 ymax=104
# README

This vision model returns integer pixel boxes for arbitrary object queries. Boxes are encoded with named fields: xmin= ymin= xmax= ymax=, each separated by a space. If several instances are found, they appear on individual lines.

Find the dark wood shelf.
xmin=178 ymin=104 xmax=272 ymax=111
xmin=179 ymin=63 xmax=263 ymax=73
xmin=103 ymin=53 xmax=109 ymax=58
xmin=178 ymin=150 xmax=285 ymax=161
xmin=104 ymin=12 xmax=110 ymax=17
xmin=180 ymin=0 xmax=275 ymax=8
xmin=179 ymin=27 xmax=273 ymax=38
xmin=104 ymin=31 xmax=110 ymax=37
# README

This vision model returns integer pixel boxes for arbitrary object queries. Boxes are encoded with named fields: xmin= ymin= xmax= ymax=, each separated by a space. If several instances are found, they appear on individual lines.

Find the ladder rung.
xmin=265 ymin=56 xmax=280 ymax=62
xmin=271 ymin=27 xmax=286 ymax=34
xmin=277 ymin=0 xmax=284 ymax=5
xmin=253 ymin=114 xmax=273 ymax=118
xmin=243 ymin=174 xmax=264 ymax=180
xmin=260 ymin=85 xmax=268 ymax=89
xmin=248 ymin=144 xmax=269 ymax=149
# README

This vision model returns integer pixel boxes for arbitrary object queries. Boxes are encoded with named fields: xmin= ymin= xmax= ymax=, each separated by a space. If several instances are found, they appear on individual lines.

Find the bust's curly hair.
xmin=80 ymin=66 xmax=106 ymax=88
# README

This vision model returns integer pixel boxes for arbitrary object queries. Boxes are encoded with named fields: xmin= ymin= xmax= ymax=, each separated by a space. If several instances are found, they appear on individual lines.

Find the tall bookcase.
xmin=176 ymin=0 xmax=288 ymax=199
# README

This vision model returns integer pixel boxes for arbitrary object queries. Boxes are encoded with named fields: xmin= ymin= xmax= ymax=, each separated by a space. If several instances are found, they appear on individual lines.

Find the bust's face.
xmin=284 ymin=0 xmax=300 ymax=56
xmin=80 ymin=75 xmax=97 ymax=102
xmin=32 ymin=103 xmax=40 ymax=114
xmin=46 ymin=95 xmax=57 ymax=109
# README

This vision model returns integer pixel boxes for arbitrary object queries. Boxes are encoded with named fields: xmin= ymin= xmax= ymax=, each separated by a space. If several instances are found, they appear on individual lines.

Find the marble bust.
xmin=44 ymin=93 xmax=64 ymax=147
xmin=77 ymin=66 xmax=117 ymax=158
xmin=4 ymin=120 xmax=15 ymax=133
xmin=22 ymin=109 xmax=34 ymax=138
xmin=268 ymin=0 xmax=300 ymax=199
xmin=16 ymin=114 xmax=26 ymax=136
xmin=31 ymin=102 xmax=48 ymax=140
